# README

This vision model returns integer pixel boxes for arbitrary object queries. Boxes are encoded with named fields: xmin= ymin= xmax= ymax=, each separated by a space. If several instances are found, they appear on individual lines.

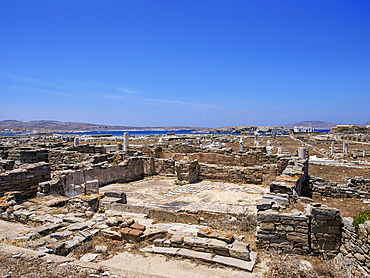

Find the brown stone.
xmin=120 ymin=227 xmax=132 ymax=236
xmin=130 ymin=223 xmax=146 ymax=231
xmin=260 ymin=222 xmax=275 ymax=231
xmin=128 ymin=229 xmax=144 ymax=237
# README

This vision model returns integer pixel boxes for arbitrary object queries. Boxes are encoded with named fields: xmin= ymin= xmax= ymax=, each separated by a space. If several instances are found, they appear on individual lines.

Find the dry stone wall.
xmin=312 ymin=176 xmax=370 ymax=199
xmin=199 ymin=163 xmax=277 ymax=185
xmin=341 ymin=217 xmax=370 ymax=275
xmin=0 ymin=162 xmax=51 ymax=198
xmin=257 ymin=209 xmax=310 ymax=254
xmin=256 ymin=203 xmax=342 ymax=254
xmin=7 ymin=148 xmax=48 ymax=165
xmin=307 ymin=204 xmax=342 ymax=253
xmin=175 ymin=159 xmax=200 ymax=183
xmin=256 ymin=158 xmax=342 ymax=255
xmin=270 ymin=159 xmax=309 ymax=196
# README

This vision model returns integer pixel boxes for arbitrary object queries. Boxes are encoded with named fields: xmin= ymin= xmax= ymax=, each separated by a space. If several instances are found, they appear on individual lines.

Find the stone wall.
xmin=48 ymin=150 xmax=93 ymax=170
xmin=0 ymin=162 xmax=51 ymax=198
xmin=199 ymin=163 xmax=278 ymax=185
xmin=162 ymin=150 xmax=286 ymax=169
xmin=153 ymin=158 xmax=175 ymax=176
xmin=341 ymin=217 xmax=370 ymax=275
xmin=7 ymin=148 xmax=48 ymax=165
xmin=312 ymin=176 xmax=370 ymax=199
xmin=175 ymin=159 xmax=200 ymax=183
xmin=0 ymin=159 xmax=15 ymax=172
xmin=64 ymin=157 xmax=145 ymax=189
xmin=257 ymin=209 xmax=310 ymax=254
xmin=256 ymin=158 xmax=342 ymax=255
xmin=270 ymin=159 xmax=309 ymax=196
xmin=256 ymin=204 xmax=342 ymax=255
xmin=67 ymin=144 xmax=105 ymax=154
xmin=306 ymin=204 xmax=342 ymax=253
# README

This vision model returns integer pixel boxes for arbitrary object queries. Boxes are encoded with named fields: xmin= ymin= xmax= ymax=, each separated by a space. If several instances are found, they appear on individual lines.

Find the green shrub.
xmin=353 ymin=210 xmax=370 ymax=227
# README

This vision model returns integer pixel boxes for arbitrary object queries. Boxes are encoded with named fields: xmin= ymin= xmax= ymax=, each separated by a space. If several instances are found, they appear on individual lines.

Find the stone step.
xmin=140 ymin=245 xmax=257 ymax=272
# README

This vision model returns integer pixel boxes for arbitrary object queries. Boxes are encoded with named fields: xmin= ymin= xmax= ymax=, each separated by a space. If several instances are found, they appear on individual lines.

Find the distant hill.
xmin=0 ymin=120 xmax=202 ymax=132
xmin=358 ymin=121 xmax=370 ymax=127
xmin=282 ymin=121 xmax=337 ymax=129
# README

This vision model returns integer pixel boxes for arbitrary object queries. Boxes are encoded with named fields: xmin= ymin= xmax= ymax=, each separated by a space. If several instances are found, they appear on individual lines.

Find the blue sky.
xmin=0 ymin=1 xmax=369 ymax=127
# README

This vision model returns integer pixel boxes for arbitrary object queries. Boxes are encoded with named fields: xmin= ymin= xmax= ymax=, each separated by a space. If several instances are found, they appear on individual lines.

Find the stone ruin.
xmin=0 ymin=134 xmax=369 ymax=275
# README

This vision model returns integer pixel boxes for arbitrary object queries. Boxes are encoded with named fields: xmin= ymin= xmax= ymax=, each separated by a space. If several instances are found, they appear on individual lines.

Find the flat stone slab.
xmin=263 ymin=193 xmax=289 ymax=206
xmin=177 ymin=248 xmax=212 ymax=260
xmin=212 ymin=251 xmax=257 ymax=271
xmin=62 ymin=217 xmax=85 ymax=223
xmin=44 ymin=216 xmax=63 ymax=224
xmin=140 ymin=246 xmax=180 ymax=255
xmin=141 ymin=245 xmax=256 ymax=272
xmin=257 ymin=199 xmax=273 ymax=210
xmin=67 ymin=222 xmax=90 ymax=231
xmin=80 ymin=253 xmax=99 ymax=262
xmin=50 ymin=231 xmax=73 ymax=239
xmin=100 ymin=197 xmax=123 ymax=204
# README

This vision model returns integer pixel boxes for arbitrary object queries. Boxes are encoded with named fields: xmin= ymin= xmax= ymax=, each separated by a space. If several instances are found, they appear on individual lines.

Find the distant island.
xmin=0 ymin=120 xmax=202 ymax=132
xmin=0 ymin=120 xmax=369 ymax=133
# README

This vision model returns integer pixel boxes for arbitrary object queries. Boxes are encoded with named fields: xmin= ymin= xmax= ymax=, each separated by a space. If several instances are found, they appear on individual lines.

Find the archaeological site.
xmin=1 ymin=129 xmax=370 ymax=277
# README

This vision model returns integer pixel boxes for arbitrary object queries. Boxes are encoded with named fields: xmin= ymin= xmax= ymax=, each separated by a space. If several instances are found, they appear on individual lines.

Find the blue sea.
xmin=2 ymin=129 xmax=330 ymax=137
xmin=56 ymin=129 xmax=330 ymax=137
xmin=56 ymin=130 xmax=197 ymax=136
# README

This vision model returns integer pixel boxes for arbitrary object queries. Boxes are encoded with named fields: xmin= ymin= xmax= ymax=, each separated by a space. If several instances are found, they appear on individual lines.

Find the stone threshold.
xmin=140 ymin=245 xmax=257 ymax=272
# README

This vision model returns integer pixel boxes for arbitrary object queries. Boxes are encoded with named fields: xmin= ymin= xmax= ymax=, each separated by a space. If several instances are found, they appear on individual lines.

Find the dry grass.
xmin=0 ymin=250 xmax=98 ymax=277
xmin=264 ymin=249 xmax=359 ymax=278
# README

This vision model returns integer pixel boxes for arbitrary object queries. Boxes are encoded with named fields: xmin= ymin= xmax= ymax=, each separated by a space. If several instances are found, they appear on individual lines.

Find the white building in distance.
xmin=294 ymin=126 xmax=313 ymax=133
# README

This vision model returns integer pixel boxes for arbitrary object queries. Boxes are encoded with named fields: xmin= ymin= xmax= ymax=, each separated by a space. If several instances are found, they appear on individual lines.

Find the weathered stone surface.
xmin=286 ymin=232 xmax=309 ymax=243
xmin=257 ymin=199 xmax=273 ymax=211
xmin=177 ymin=248 xmax=212 ymax=260
xmin=176 ymin=213 xmax=200 ymax=224
xmin=80 ymin=253 xmax=99 ymax=262
xmin=229 ymin=241 xmax=250 ymax=261
xmin=128 ymin=229 xmax=143 ymax=238
xmin=148 ymin=209 xmax=176 ymax=222
xmin=103 ymin=191 xmax=127 ymax=204
xmin=208 ymin=239 xmax=229 ymax=254
xmin=257 ymin=210 xmax=279 ymax=222
xmin=50 ymin=231 xmax=72 ymax=239
xmin=95 ymin=245 xmax=107 ymax=253
xmin=260 ymin=222 xmax=275 ymax=231
xmin=197 ymin=228 xmax=234 ymax=243
xmin=141 ymin=246 xmax=180 ymax=255
xmin=67 ymin=222 xmax=90 ymax=231
xmin=212 ymin=251 xmax=257 ymax=271
xmin=262 ymin=193 xmax=289 ymax=206
xmin=311 ymin=226 xmax=341 ymax=234
xmin=102 ymin=229 xmax=122 ymax=240
xmin=130 ymin=223 xmax=146 ymax=231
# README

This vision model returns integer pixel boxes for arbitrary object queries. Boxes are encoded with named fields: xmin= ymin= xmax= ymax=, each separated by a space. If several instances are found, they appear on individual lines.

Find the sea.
xmin=1 ymin=129 xmax=331 ymax=137
xmin=56 ymin=129 xmax=331 ymax=137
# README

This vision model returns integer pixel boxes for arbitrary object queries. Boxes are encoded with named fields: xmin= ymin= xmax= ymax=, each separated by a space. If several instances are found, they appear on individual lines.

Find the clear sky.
xmin=0 ymin=1 xmax=369 ymax=127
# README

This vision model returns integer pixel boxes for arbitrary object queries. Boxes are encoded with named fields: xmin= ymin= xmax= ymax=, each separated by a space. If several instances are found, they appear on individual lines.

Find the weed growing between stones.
xmin=353 ymin=210 xmax=370 ymax=228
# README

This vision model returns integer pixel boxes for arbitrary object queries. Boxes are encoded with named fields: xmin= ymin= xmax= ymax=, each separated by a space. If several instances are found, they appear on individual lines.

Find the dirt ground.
xmin=0 ymin=251 xmax=97 ymax=278
xmin=0 ymin=220 xmax=30 ymax=240
xmin=309 ymin=164 xmax=370 ymax=183
xmin=312 ymin=196 xmax=370 ymax=218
